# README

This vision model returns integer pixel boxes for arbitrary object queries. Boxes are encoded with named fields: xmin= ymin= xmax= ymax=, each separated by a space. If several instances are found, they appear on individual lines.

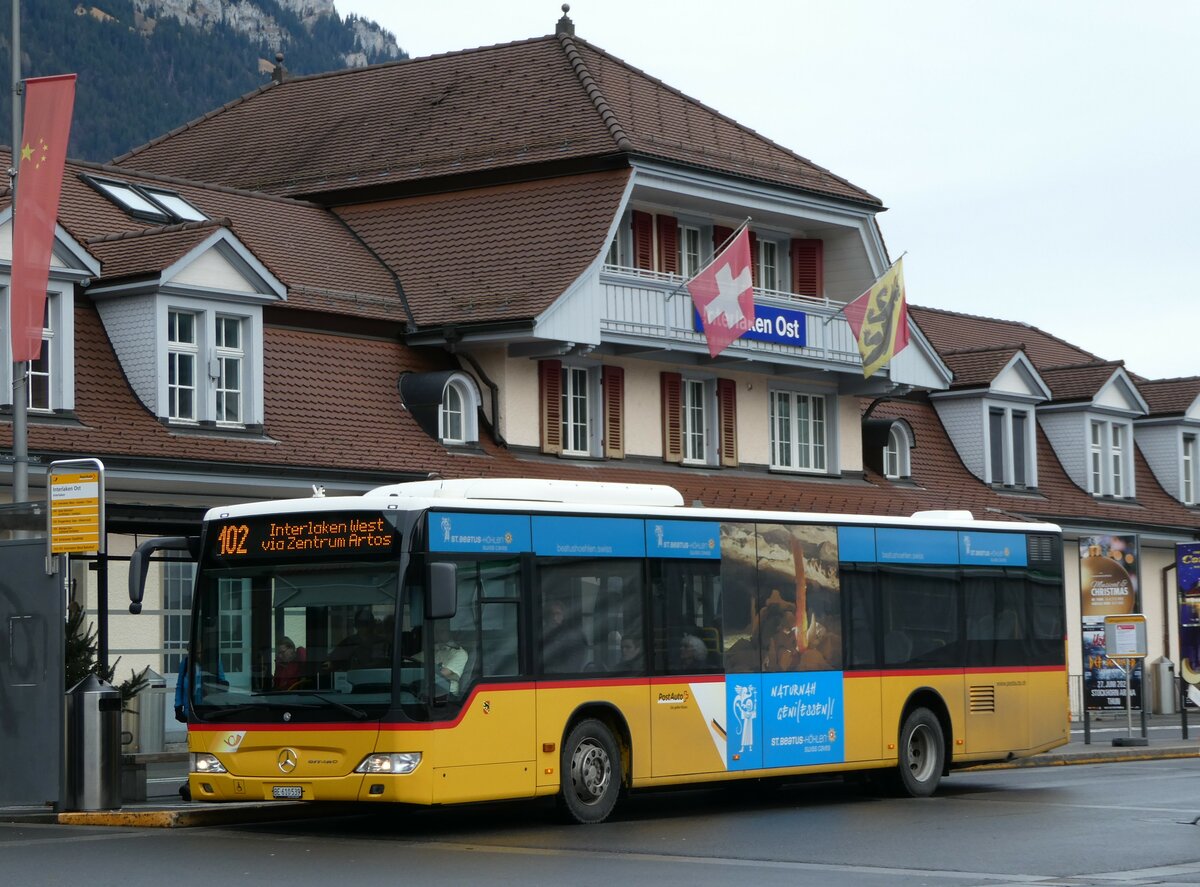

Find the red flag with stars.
xmin=11 ymin=74 xmax=75 ymax=362
xmin=686 ymin=226 xmax=755 ymax=357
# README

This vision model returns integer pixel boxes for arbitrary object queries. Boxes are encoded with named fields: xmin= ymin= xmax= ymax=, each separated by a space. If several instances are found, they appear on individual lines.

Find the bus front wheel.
xmin=895 ymin=707 xmax=944 ymax=797
xmin=559 ymin=719 xmax=621 ymax=824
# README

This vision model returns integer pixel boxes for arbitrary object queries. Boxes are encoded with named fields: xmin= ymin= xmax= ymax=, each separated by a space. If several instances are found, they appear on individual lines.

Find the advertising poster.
xmin=719 ymin=522 xmax=845 ymax=770
xmin=1080 ymin=535 xmax=1141 ymax=711
xmin=1176 ymin=542 xmax=1200 ymax=689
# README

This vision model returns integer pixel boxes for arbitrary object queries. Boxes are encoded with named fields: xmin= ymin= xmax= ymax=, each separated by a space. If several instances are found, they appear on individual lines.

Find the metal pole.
xmin=10 ymin=0 xmax=27 ymax=504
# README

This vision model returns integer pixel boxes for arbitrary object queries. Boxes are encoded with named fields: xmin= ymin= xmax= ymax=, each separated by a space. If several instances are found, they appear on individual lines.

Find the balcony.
xmin=600 ymin=265 xmax=862 ymax=372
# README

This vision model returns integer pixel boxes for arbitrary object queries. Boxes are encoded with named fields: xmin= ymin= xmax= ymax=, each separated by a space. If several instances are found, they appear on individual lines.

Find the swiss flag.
xmin=687 ymin=226 xmax=755 ymax=357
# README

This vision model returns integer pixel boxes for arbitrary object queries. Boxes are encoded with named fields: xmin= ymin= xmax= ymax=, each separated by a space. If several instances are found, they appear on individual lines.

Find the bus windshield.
xmin=189 ymin=561 xmax=409 ymax=721
xmin=186 ymin=509 xmax=430 ymax=722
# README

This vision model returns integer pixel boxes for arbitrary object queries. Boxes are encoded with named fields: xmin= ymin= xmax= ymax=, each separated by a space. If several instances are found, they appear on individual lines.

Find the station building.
xmin=0 ymin=10 xmax=1194 ymax=725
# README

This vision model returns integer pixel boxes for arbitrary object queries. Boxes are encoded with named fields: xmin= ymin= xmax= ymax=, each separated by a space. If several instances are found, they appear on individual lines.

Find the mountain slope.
xmin=0 ymin=0 xmax=405 ymax=162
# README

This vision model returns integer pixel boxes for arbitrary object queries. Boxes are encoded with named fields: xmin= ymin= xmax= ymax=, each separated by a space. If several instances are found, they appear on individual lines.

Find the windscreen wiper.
xmin=303 ymin=693 xmax=369 ymax=721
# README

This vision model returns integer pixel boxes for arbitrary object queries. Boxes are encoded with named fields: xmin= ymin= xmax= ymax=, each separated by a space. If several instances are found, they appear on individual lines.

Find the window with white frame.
xmin=561 ymin=365 xmax=592 ymax=455
xmin=167 ymin=309 xmax=198 ymax=421
xmin=158 ymin=303 xmax=261 ymax=428
xmin=162 ymin=553 xmax=194 ymax=676
xmin=757 ymin=240 xmax=779 ymax=291
xmin=1089 ymin=418 xmax=1133 ymax=497
xmin=214 ymin=315 xmax=242 ymax=424
xmin=884 ymin=424 xmax=911 ymax=479
xmin=987 ymin=405 xmax=1033 ymax=487
xmin=438 ymin=375 xmax=480 ymax=446
xmin=1184 ymin=433 xmax=1197 ymax=505
xmin=27 ymin=300 xmax=52 ymax=412
xmin=682 ymin=377 xmax=710 ymax=464
xmin=770 ymin=390 xmax=827 ymax=472
xmin=679 ymin=225 xmax=702 ymax=277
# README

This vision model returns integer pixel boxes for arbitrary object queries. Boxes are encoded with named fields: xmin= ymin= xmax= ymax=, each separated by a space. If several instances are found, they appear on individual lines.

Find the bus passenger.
xmin=432 ymin=622 xmax=468 ymax=693
xmin=330 ymin=609 xmax=391 ymax=669
xmin=542 ymin=599 xmax=587 ymax=673
xmin=274 ymin=637 xmax=307 ymax=690
xmin=618 ymin=635 xmax=643 ymax=670
xmin=678 ymin=633 xmax=709 ymax=672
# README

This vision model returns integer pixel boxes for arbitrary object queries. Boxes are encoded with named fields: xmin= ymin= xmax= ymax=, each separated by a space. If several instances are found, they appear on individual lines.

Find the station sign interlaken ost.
xmin=50 ymin=470 xmax=101 ymax=554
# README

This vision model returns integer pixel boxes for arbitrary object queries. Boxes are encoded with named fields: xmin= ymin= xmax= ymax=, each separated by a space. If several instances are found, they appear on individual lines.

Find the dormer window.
xmin=1089 ymin=419 xmax=1134 ymax=498
xmin=884 ymin=423 xmax=912 ymax=479
xmin=82 ymin=174 xmax=207 ymax=223
xmin=439 ymin=375 xmax=479 ymax=445
xmin=987 ymin=406 xmax=1034 ymax=487
xmin=1183 ymin=434 xmax=1196 ymax=505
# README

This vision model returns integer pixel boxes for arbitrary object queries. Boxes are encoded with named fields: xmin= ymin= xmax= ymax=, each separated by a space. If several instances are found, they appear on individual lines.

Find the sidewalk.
xmin=5 ymin=712 xmax=1197 ymax=828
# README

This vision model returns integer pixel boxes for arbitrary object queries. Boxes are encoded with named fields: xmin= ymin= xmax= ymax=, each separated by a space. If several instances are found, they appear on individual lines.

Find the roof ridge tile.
xmin=85 ymin=217 xmax=230 ymax=245
xmin=557 ymin=33 xmax=631 ymax=152
xmin=571 ymin=35 xmax=880 ymax=206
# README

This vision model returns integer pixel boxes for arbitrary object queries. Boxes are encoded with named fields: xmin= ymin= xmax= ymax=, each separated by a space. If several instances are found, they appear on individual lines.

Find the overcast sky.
xmin=336 ymin=0 xmax=1196 ymax=382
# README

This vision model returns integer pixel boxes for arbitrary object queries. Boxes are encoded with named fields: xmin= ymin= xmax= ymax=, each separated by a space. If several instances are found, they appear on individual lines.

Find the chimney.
xmin=556 ymin=3 xmax=574 ymax=36
xmin=271 ymin=52 xmax=287 ymax=84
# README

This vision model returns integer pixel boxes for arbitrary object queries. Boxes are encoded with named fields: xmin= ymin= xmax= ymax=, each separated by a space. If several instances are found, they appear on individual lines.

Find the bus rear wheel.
xmin=895 ymin=707 xmax=944 ymax=797
xmin=559 ymin=719 xmax=621 ymax=824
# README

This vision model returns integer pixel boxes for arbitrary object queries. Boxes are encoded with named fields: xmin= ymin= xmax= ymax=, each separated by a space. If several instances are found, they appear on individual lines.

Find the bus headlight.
xmin=355 ymin=753 xmax=422 ymax=774
xmin=191 ymin=753 xmax=227 ymax=774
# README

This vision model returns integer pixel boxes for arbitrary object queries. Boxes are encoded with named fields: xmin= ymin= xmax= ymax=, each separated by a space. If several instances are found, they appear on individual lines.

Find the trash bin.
xmin=1153 ymin=656 xmax=1176 ymax=715
xmin=138 ymin=669 xmax=167 ymax=755
xmin=65 ymin=674 xmax=122 ymax=811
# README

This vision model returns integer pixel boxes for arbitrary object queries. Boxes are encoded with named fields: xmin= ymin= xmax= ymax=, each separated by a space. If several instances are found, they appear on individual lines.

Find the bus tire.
xmin=895 ymin=707 xmax=944 ymax=797
xmin=559 ymin=718 xmax=621 ymax=824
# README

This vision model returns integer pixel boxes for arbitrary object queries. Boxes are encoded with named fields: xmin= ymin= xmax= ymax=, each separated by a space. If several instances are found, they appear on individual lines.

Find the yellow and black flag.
xmin=843 ymin=258 xmax=909 ymax=378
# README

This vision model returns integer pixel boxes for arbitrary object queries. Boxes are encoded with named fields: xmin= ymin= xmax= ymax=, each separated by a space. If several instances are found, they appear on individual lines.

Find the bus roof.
xmin=202 ymin=478 xmax=1061 ymax=535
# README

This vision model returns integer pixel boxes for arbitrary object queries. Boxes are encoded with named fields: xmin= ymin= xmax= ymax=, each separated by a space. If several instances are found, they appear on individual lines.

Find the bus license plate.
xmin=272 ymin=786 xmax=303 ymax=800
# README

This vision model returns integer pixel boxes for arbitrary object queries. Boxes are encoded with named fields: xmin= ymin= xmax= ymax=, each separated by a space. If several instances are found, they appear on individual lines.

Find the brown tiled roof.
xmin=1038 ymin=361 xmax=1125 ymax=404
xmin=870 ymin=397 xmax=1200 ymax=532
xmin=114 ymin=35 xmax=878 ymax=206
xmin=1139 ymin=377 xmax=1200 ymax=417
xmin=85 ymin=222 xmax=224 ymax=282
xmin=569 ymin=40 xmax=878 ymax=204
xmin=939 ymin=345 xmax=1026 ymax=390
xmin=336 ymin=169 xmax=630 ymax=326
xmin=33 ymin=158 xmax=405 ymax=322
xmin=911 ymin=305 xmax=1099 ymax=371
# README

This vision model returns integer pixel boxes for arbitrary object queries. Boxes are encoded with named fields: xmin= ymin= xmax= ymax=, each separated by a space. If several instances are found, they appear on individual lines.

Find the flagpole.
xmin=664 ymin=217 xmax=751 ymax=301
xmin=10 ymin=0 xmax=27 ymax=504
xmin=821 ymin=251 xmax=907 ymax=327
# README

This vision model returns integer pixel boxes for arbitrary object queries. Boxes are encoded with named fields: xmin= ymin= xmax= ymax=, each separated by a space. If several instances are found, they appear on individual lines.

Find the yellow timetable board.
xmin=50 ymin=471 xmax=101 ymax=553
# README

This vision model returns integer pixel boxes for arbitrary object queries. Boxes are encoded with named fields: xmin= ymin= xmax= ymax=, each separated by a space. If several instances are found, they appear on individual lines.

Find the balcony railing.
xmin=600 ymin=264 xmax=862 ymax=368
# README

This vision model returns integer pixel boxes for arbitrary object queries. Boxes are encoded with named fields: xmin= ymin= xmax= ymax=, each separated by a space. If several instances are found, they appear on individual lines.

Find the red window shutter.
xmin=632 ymin=210 xmax=654 ymax=271
xmin=791 ymin=238 xmax=824 ymax=296
xmin=747 ymin=229 xmax=758 ymax=287
xmin=718 ymin=378 xmax=738 ymax=467
xmin=713 ymin=226 xmax=733 ymax=256
xmin=602 ymin=365 xmax=624 ymax=459
xmin=660 ymin=372 xmax=683 ymax=464
xmin=539 ymin=359 xmax=563 ymax=455
xmin=657 ymin=214 xmax=679 ymax=275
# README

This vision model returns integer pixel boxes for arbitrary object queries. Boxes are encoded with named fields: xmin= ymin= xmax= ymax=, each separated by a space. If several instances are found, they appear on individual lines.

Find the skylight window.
xmin=82 ymin=174 xmax=207 ymax=223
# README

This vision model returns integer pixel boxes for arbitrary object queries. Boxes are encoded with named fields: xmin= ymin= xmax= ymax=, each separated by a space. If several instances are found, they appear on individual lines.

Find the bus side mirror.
xmin=128 ymin=536 xmax=200 ymax=614
xmin=427 ymin=562 xmax=457 ymax=620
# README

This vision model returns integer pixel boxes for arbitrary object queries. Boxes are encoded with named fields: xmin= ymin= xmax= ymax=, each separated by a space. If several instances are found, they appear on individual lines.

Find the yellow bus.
xmin=130 ymin=478 xmax=1068 ymax=823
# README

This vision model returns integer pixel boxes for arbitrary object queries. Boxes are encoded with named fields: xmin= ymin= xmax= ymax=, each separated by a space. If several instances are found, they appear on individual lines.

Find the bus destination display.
xmin=210 ymin=512 xmax=400 ymax=562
